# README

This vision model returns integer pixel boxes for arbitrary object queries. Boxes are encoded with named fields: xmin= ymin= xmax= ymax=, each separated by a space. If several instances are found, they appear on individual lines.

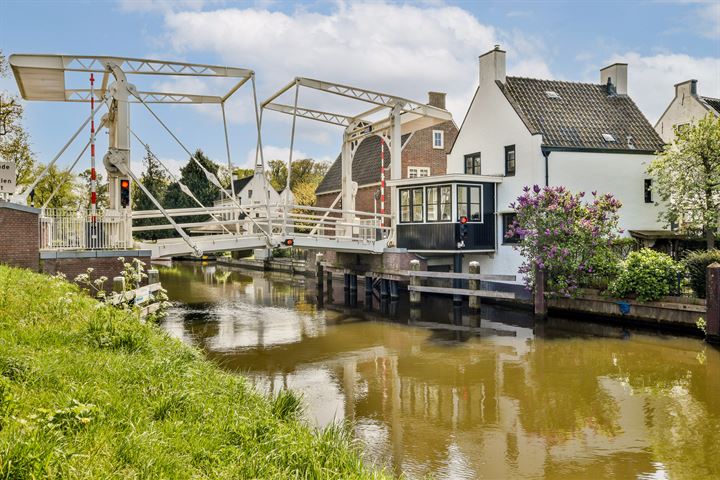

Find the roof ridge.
xmin=506 ymin=75 xmax=604 ymax=88
xmin=700 ymin=95 xmax=720 ymax=101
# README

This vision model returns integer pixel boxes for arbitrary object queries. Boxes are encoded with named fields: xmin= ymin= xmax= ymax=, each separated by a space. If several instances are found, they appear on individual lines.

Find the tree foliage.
xmin=266 ymin=158 xmax=329 ymax=197
xmin=608 ymin=249 xmax=682 ymax=302
xmin=133 ymin=150 xmax=172 ymax=240
xmin=0 ymin=49 xmax=35 ymax=187
xmin=77 ymin=169 xmax=109 ymax=210
xmin=507 ymin=185 xmax=623 ymax=296
xmin=27 ymin=164 xmax=80 ymax=210
xmin=647 ymin=114 xmax=720 ymax=249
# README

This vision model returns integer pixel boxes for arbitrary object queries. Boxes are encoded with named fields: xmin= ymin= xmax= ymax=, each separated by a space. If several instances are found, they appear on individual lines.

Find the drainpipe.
xmin=541 ymin=148 xmax=551 ymax=187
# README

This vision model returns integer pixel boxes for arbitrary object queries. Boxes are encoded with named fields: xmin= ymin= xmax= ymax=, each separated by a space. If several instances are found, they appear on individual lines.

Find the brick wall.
xmin=41 ymin=252 xmax=152 ymax=289
xmin=0 ymin=202 xmax=40 ymax=271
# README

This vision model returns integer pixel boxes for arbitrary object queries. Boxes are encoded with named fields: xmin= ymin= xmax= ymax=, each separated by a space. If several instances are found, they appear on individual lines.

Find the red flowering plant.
xmin=507 ymin=185 xmax=623 ymax=297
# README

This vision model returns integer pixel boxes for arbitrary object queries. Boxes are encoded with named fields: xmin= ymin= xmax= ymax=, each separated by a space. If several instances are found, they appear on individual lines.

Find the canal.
xmin=159 ymin=262 xmax=720 ymax=479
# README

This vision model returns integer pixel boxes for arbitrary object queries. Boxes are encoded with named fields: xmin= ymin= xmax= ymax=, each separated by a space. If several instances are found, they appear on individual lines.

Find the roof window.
xmin=602 ymin=133 xmax=616 ymax=142
xmin=544 ymin=90 xmax=561 ymax=99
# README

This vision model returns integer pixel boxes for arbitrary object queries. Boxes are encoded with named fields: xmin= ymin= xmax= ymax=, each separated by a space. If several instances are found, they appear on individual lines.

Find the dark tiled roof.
xmin=316 ymin=134 xmax=410 ymax=194
xmin=498 ymin=77 xmax=664 ymax=152
xmin=232 ymin=175 xmax=253 ymax=193
xmin=700 ymin=96 xmax=720 ymax=114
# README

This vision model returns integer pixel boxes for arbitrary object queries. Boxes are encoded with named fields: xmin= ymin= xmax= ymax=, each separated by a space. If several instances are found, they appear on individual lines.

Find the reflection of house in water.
xmin=162 ymin=266 xmax=720 ymax=479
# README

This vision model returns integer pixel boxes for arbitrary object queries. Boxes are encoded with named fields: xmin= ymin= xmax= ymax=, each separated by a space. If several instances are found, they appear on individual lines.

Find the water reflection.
xmin=160 ymin=263 xmax=720 ymax=480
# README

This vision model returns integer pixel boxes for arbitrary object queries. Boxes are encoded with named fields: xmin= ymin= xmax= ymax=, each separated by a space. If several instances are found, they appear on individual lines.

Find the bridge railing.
xmin=40 ymin=209 xmax=133 ymax=250
xmin=131 ymin=203 xmax=393 ymax=243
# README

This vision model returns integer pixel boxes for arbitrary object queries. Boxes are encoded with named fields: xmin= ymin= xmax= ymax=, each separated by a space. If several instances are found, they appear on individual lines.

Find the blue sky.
xmin=1 ymin=0 xmax=719 ymax=177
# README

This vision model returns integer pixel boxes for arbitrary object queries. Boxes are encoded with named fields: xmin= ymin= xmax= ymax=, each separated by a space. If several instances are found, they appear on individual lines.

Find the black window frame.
xmin=464 ymin=152 xmax=481 ymax=175
xmin=502 ymin=213 xmax=520 ymax=244
xmin=505 ymin=145 xmax=516 ymax=176
xmin=457 ymin=185 xmax=483 ymax=223
xmin=425 ymin=184 xmax=453 ymax=223
xmin=400 ymin=187 xmax=424 ymax=223
xmin=644 ymin=179 xmax=653 ymax=204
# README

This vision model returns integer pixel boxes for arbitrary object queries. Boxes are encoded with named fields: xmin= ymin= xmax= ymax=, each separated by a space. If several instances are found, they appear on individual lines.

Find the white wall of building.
xmin=655 ymin=80 xmax=716 ymax=143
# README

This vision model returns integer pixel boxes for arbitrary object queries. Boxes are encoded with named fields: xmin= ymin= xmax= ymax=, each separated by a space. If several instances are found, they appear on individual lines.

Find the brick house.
xmin=314 ymin=92 xmax=458 ymax=215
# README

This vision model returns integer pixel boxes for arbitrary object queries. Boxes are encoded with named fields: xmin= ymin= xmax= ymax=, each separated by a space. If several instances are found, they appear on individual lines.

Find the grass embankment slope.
xmin=0 ymin=265 xmax=388 ymax=479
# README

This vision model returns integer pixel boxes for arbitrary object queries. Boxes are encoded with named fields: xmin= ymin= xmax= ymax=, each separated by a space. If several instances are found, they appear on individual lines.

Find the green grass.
xmin=0 ymin=265 xmax=389 ymax=479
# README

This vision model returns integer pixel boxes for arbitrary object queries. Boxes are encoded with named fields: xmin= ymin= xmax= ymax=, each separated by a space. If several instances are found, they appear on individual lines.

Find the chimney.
xmin=428 ymin=91 xmax=446 ymax=109
xmin=479 ymin=44 xmax=506 ymax=85
xmin=600 ymin=63 xmax=628 ymax=95
xmin=675 ymin=79 xmax=698 ymax=101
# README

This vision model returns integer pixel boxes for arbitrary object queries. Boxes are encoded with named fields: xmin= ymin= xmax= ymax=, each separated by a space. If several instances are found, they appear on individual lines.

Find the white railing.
xmin=40 ymin=209 xmax=132 ymax=250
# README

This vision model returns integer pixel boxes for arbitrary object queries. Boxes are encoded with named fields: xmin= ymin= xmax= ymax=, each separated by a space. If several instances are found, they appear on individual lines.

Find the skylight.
xmin=544 ymin=90 xmax=561 ymax=99
xmin=602 ymin=133 xmax=616 ymax=142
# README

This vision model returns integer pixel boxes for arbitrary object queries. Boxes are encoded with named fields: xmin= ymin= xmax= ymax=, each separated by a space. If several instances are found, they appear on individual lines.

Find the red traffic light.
xmin=459 ymin=216 xmax=468 ymax=224
xmin=283 ymin=239 xmax=294 ymax=247
xmin=120 ymin=180 xmax=130 ymax=189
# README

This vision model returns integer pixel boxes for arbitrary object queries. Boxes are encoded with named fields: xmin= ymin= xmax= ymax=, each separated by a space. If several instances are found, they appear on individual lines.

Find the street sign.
xmin=0 ymin=162 xmax=17 ymax=194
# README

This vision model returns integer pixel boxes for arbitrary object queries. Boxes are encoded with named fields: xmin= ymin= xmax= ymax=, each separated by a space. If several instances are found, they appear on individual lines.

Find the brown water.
xmin=159 ymin=263 xmax=720 ymax=480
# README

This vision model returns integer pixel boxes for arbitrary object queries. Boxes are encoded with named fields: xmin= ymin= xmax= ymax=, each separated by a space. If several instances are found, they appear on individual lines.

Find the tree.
xmin=266 ymin=158 xmax=329 ymax=193
xmin=507 ymin=185 xmax=623 ymax=296
xmin=648 ymin=114 xmax=720 ymax=249
xmin=133 ymin=150 xmax=172 ymax=240
xmin=77 ymin=169 xmax=109 ymax=210
xmin=27 ymin=164 xmax=80 ymax=209
xmin=163 ymin=149 xmax=222 ymax=232
xmin=0 ymin=49 xmax=35 ymax=187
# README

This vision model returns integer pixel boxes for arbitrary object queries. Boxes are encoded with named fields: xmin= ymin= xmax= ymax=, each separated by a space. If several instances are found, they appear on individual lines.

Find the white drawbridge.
xmin=8 ymin=54 xmax=449 ymax=259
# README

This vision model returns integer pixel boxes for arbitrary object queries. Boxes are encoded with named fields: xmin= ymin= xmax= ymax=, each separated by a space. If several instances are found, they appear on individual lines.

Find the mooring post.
xmin=380 ymin=278 xmax=390 ymax=299
xmin=409 ymin=260 xmax=422 ymax=305
xmin=706 ymin=262 xmax=720 ymax=343
xmin=315 ymin=253 xmax=324 ymax=291
xmin=468 ymin=261 xmax=480 ymax=311
xmin=113 ymin=276 xmax=125 ymax=294
xmin=534 ymin=266 xmax=547 ymax=318
xmin=453 ymin=253 xmax=463 ymax=306
xmin=389 ymin=280 xmax=399 ymax=301
xmin=147 ymin=269 xmax=159 ymax=286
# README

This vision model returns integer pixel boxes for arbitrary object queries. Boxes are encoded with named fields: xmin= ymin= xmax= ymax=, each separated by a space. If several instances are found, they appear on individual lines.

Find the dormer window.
xmin=545 ymin=91 xmax=561 ymax=99
xmin=602 ymin=133 xmax=616 ymax=142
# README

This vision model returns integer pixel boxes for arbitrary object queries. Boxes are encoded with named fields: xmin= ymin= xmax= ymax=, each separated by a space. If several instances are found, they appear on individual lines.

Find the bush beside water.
xmin=609 ymin=249 xmax=683 ymax=302
xmin=0 ymin=265 xmax=386 ymax=479
xmin=684 ymin=249 xmax=720 ymax=299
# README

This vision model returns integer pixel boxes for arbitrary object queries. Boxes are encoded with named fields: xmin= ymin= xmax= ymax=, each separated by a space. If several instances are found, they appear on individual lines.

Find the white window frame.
xmin=408 ymin=166 xmax=431 ymax=179
xmin=432 ymin=130 xmax=444 ymax=149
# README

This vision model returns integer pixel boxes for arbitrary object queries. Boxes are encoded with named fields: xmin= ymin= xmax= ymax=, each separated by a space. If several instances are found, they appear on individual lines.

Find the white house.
xmin=390 ymin=46 xmax=666 ymax=278
xmin=655 ymin=79 xmax=720 ymax=143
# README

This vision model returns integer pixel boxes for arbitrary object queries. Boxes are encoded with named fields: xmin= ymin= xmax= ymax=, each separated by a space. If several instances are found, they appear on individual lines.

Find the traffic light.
xmin=120 ymin=179 xmax=130 ymax=208
xmin=282 ymin=238 xmax=294 ymax=247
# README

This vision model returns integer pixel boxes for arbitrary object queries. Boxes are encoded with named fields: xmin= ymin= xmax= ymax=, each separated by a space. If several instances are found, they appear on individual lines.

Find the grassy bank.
xmin=0 ymin=265 xmax=387 ymax=479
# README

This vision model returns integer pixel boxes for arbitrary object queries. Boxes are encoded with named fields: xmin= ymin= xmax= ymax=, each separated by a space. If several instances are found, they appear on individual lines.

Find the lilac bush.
xmin=507 ymin=185 xmax=623 ymax=296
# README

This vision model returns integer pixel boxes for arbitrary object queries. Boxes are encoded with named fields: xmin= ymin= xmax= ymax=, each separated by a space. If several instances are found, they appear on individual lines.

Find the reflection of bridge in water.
xmin=161 ymin=264 xmax=720 ymax=480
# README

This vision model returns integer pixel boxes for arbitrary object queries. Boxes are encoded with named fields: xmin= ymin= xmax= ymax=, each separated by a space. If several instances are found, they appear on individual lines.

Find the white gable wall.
xmin=655 ymin=80 xmax=716 ymax=143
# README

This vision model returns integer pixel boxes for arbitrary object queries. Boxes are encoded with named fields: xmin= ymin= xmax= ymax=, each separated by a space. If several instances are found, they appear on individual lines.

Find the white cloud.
xmin=161 ymin=2 xmax=553 ymax=126
xmin=118 ymin=0 xmax=223 ymax=13
xmin=244 ymin=145 xmax=333 ymax=168
xmin=605 ymin=52 xmax=720 ymax=123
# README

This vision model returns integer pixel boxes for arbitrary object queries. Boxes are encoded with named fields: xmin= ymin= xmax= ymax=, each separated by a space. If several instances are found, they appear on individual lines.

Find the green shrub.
xmin=683 ymin=249 xmax=720 ymax=298
xmin=609 ymin=248 xmax=683 ymax=302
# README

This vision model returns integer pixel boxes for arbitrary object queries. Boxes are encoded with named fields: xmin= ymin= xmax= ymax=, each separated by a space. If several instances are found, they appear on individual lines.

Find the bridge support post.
xmin=534 ymin=266 xmax=547 ymax=318
xmin=706 ymin=263 xmax=720 ymax=343
xmin=380 ymin=278 xmax=390 ymax=299
xmin=389 ymin=280 xmax=399 ymax=301
xmin=365 ymin=275 xmax=373 ymax=310
xmin=315 ymin=253 xmax=324 ymax=291
xmin=468 ymin=261 xmax=481 ymax=311
xmin=409 ymin=260 xmax=421 ymax=306
xmin=453 ymin=253 xmax=463 ymax=306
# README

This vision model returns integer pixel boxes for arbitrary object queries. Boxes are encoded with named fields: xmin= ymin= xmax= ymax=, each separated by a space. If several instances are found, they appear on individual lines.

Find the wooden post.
xmin=468 ymin=261 xmax=480 ymax=311
xmin=409 ymin=260 xmax=422 ymax=305
xmin=315 ymin=253 xmax=324 ymax=291
xmin=147 ymin=269 xmax=159 ymax=286
xmin=113 ymin=276 xmax=125 ymax=294
xmin=706 ymin=262 xmax=720 ymax=343
xmin=534 ymin=266 xmax=547 ymax=318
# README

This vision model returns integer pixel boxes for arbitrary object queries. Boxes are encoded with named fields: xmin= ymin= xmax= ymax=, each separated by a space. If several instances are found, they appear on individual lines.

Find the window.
xmin=426 ymin=185 xmax=452 ymax=222
xmin=400 ymin=187 xmax=424 ymax=223
xmin=432 ymin=130 xmax=444 ymax=149
xmin=644 ymin=179 xmax=653 ymax=203
xmin=502 ymin=213 xmax=520 ymax=244
xmin=505 ymin=145 xmax=516 ymax=176
xmin=602 ymin=133 xmax=616 ymax=142
xmin=464 ymin=153 xmax=481 ymax=174
xmin=408 ymin=166 xmax=431 ymax=178
xmin=457 ymin=185 xmax=482 ymax=222
xmin=248 ymin=189 xmax=253 ymax=199
xmin=676 ymin=123 xmax=690 ymax=133
xmin=544 ymin=90 xmax=561 ymax=99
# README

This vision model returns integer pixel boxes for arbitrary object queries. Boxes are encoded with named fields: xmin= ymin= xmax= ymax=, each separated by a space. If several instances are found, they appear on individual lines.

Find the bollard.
xmin=315 ymin=253 xmax=324 ymax=291
xmin=147 ymin=269 xmax=159 ymax=286
xmin=534 ymin=266 xmax=547 ymax=318
xmin=113 ymin=276 xmax=125 ymax=294
xmin=409 ymin=260 xmax=422 ymax=305
xmin=706 ymin=263 xmax=720 ymax=343
xmin=468 ymin=261 xmax=481 ymax=311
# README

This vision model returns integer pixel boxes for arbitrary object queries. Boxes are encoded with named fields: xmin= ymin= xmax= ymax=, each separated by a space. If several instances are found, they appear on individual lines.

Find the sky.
xmin=1 ymin=0 xmax=719 ymax=179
